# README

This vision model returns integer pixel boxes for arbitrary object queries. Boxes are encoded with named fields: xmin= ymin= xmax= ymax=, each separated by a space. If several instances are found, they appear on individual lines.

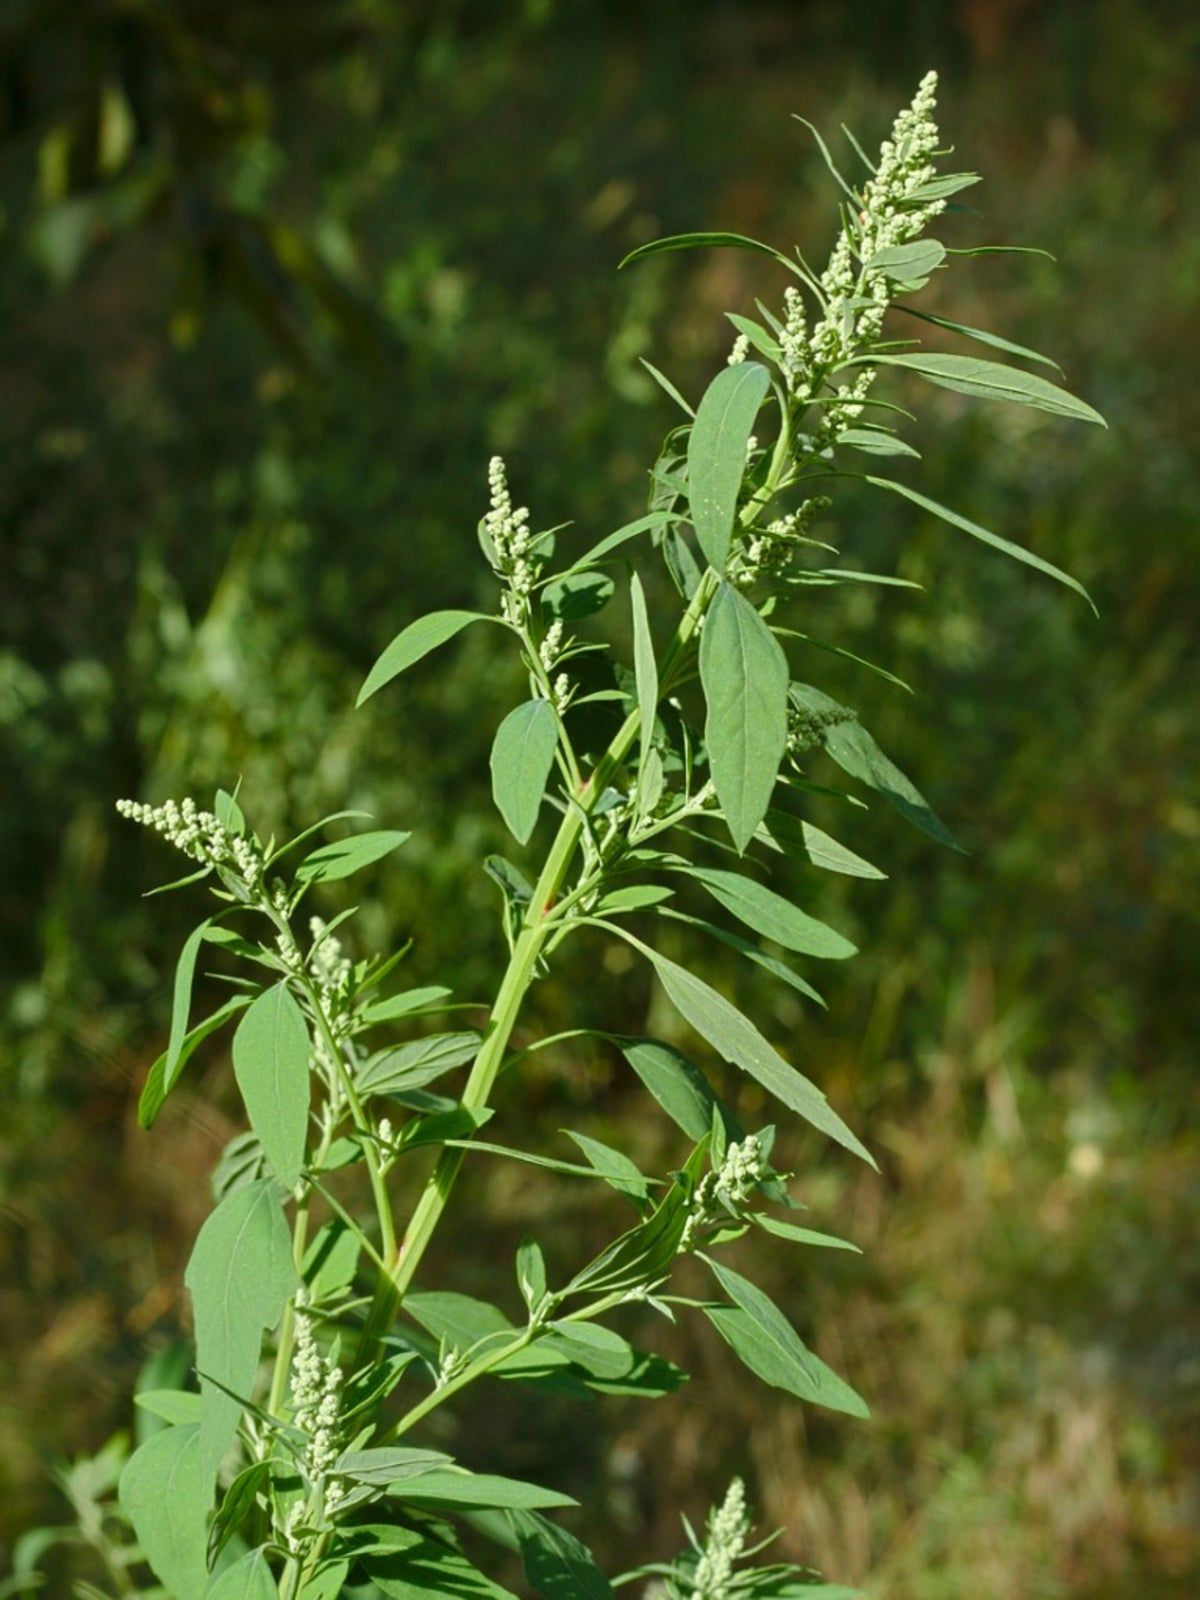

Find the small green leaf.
xmin=118 ymin=1425 xmax=207 ymax=1600
xmin=659 ymin=909 xmax=826 ymax=1007
xmin=754 ymin=1214 xmax=861 ymax=1252
xmin=133 ymin=1389 xmax=203 ymax=1426
xmin=232 ymin=983 xmax=310 ymax=1190
xmin=207 ymin=1547 xmax=279 ymax=1600
xmin=139 ymin=996 xmax=251 ymax=1130
xmin=164 ymin=919 xmax=213 ymax=1099
xmin=870 ymin=352 xmax=1105 ymax=425
xmin=562 ymin=1130 xmax=651 ymax=1202
xmin=868 ymin=238 xmax=945 ymax=283
xmin=491 ymin=699 xmax=559 ymax=845
xmin=704 ymin=1259 xmax=868 ymax=1418
xmin=725 ymin=312 xmax=781 ymax=362
xmin=358 ymin=610 xmax=488 ymax=706
xmin=798 ymin=820 xmax=885 ymax=879
xmin=184 ymin=1179 xmax=297 ymax=1479
xmin=676 ymin=866 xmax=856 ymax=959
xmin=516 ymin=1238 xmax=547 ymax=1311
xmin=864 ymin=475 xmax=1096 ymax=612
xmin=361 ymin=986 xmax=454 ymax=1024
xmin=295 ymin=829 xmax=410 ymax=884
xmin=837 ymin=426 xmax=920 ymax=459
xmin=687 ymin=363 xmax=770 ymax=572
xmin=700 ymin=581 xmax=789 ymax=852
xmin=557 ymin=512 xmax=677 ymax=578
xmin=897 ymin=306 xmax=1063 ymax=372
xmin=510 ymin=1509 xmax=614 ymax=1600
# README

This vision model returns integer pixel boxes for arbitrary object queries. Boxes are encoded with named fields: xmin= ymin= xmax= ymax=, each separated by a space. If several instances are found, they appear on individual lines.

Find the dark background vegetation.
xmin=2 ymin=1 xmax=1197 ymax=1595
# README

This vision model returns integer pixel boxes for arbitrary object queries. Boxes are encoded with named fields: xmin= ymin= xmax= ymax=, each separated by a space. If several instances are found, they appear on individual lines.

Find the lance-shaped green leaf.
xmin=118 ymin=1424 xmax=207 ymax=1600
xmin=616 ymin=931 xmax=873 ymax=1166
xmin=754 ymin=1214 xmax=861 ymax=1252
xmin=799 ymin=820 xmax=885 ymax=880
xmin=164 ymin=919 xmax=213 ymax=1098
xmin=139 ymin=995 xmax=251 ymax=1130
xmin=562 ymin=1130 xmax=652 ymax=1202
xmin=360 ymin=985 xmax=454 ymax=1025
xmin=296 ymin=829 xmax=410 ymax=884
xmin=490 ymin=699 xmax=559 ymax=845
xmin=209 ymin=1461 xmax=272 ymax=1566
xmin=629 ymin=572 xmax=658 ymax=793
xmin=864 ymin=475 xmax=1095 ymax=611
xmin=207 ymin=1546 xmax=279 ymax=1600
xmin=659 ymin=909 xmax=826 ymax=1007
xmin=337 ymin=1447 xmax=452 ymax=1487
xmin=393 ymin=1470 xmax=577 ymax=1512
xmin=870 ymin=351 xmax=1105 ymax=425
xmin=564 ymin=1154 xmax=702 ymax=1298
xmin=510 ymin=1509 xmax=614 ymax=1600
xmin=358 ymin=610 xmax=489 ymax=706
xmin=185 ymin=1179 xmax=298 ymax=1479
xmin=674 ymin=865 xmax=856 ymax=959
xmin=704 ymin=1259 xmax=868 ymax=1418
xmin=358 ymin=1031 xmax=481 ymax=1099
xmin=541 ymin=571 xmax=614 ymax=621
xmin=700 ymin=581 xmax=789 ymax=852
xmin=620 ymin=230 xmax=804 ymax=278
xmin=687 ymin=362 xmax=770 ymax=572
xmin=232 ymin=982 xmax=310 ymax=1190
xmin=897 ymin=305 xmax=1063 ymax=371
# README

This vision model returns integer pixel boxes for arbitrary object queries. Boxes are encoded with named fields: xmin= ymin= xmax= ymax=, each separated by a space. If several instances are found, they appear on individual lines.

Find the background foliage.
xmin=1 ymin=2 xmax=1196 ymax=1595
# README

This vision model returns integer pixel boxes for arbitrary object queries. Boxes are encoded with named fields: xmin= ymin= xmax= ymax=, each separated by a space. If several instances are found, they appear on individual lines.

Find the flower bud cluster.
xmin=726 ymin=332 xmax=750 ymax=366
xmin=692 ymin=1478 xmax=751 ymax=1599
xmin=484 ymin=456 xmax=539 ymax=624
xmin=116 ymin=797 xmax=263 ymax=887
xmin=682 ymin=1137 xmax=766 ymax=1248
xmin=736 ymin=497 xmax=831 ymax=588
xmin=786 ymin=698 xmax=855 ymax=758
xmin=815 ymin=368 xmax=875 ymax=450
xmin=291 ymin=1291 xmax=343 ymax=1496
xmin=309 ymin=917 xmax=352 ymax=1015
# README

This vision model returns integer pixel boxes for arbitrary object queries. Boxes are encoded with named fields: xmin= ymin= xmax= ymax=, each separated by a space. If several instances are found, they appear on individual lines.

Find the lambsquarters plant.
xmin=20 ymin=73 xmax=1103 ymax=1600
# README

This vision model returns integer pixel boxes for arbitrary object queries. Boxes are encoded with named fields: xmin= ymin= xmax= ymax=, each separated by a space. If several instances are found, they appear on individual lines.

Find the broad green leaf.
xmin=510 ymin=1509 xmax=614 ymax=1600
xmin=687 ymin=362 xmax=770 ymax=572
xmin=629 ymin=573 xmax=658 ymax=788
xmin=139 ymin=996 xmax=251 ymax=1130
xmin=542 ymin=1321 xmax=639 ymax=1380
xmin=491 ymin=699 xmax=559 ymax=845
xmin=864 ymin=475 xmax=1096 ymax=611
xmin=184 ymin=1179 xmax=297 ymax=1479
xmin=207 ymin=1545 xmax=278 ymax=1600
xmin=618 ymin=1038 xmax=736 ymax=1143
xmin=297 ymin=1561 xmax=350 ymax=1600
xmin=541 ymin=571 xmax=615 ymax=621
xmin=619 ymin=933 xmax=873 ymax=1166
xmin=295 ymin=829 xmax=410 ymax=884
xmin=620 ymin=231 xmax=804 ymax=278
xmin=133 ymin=1388 xmax=203 ymax=1426
xmin=118 ymin=1425 xmax=207 ymax=1600
xmin=404 ymin=1290 xmax=513 ymax=1352
xmin=897 ymin=305 xmax=1063 ymax=371
xmin=358 ymin=1031 xmax=481 ymax=1098
xmin=366 ymin=1533 xmax=520 ymax=1600
xmin=676 ymin=865 xmax=856 ymax=959
xmin=232 ymin=983 xmax=310 ymax=1190
xmin=214 ymin=788 xmax=246 ymax=835
xmin=705 ymin=1260 xmax=868 ymax=1417
xmin=870 ymin=352 xmax=1104 ymax=425
xmin=700 ymin=581 xmax=789 ymax=852
xmin=794 ymin=820 xmax=885 ymax=880
xmin=361 ymin=985 xmax=454 ymax=1024
xmin=358 ymin=610 xmax=488 ymax=706
xmin=754 ymin=1214 xmax=861 ymax=1252
xmin=164 ymin=919 xmax=213 ymax=1099
xmin=336 ymin=1447 xmax=452 ymax=1486
xmin=396 ymin=1470 xmax=576 ymax=1511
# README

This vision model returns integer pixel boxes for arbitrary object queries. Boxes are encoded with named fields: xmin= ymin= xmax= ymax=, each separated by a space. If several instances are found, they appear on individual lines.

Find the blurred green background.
xmin=1 ymin=1 xmax=1197 ymax=1595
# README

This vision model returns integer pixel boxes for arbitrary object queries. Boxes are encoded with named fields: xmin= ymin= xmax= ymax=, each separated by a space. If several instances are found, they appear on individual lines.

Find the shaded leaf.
xmin=510 ymin=1509 xmax=614 ymax=1600
xmin=232 ymin=982 xmax=310 ymax=1190
xmin=358 ymin=611 xmax=489 ymax=706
